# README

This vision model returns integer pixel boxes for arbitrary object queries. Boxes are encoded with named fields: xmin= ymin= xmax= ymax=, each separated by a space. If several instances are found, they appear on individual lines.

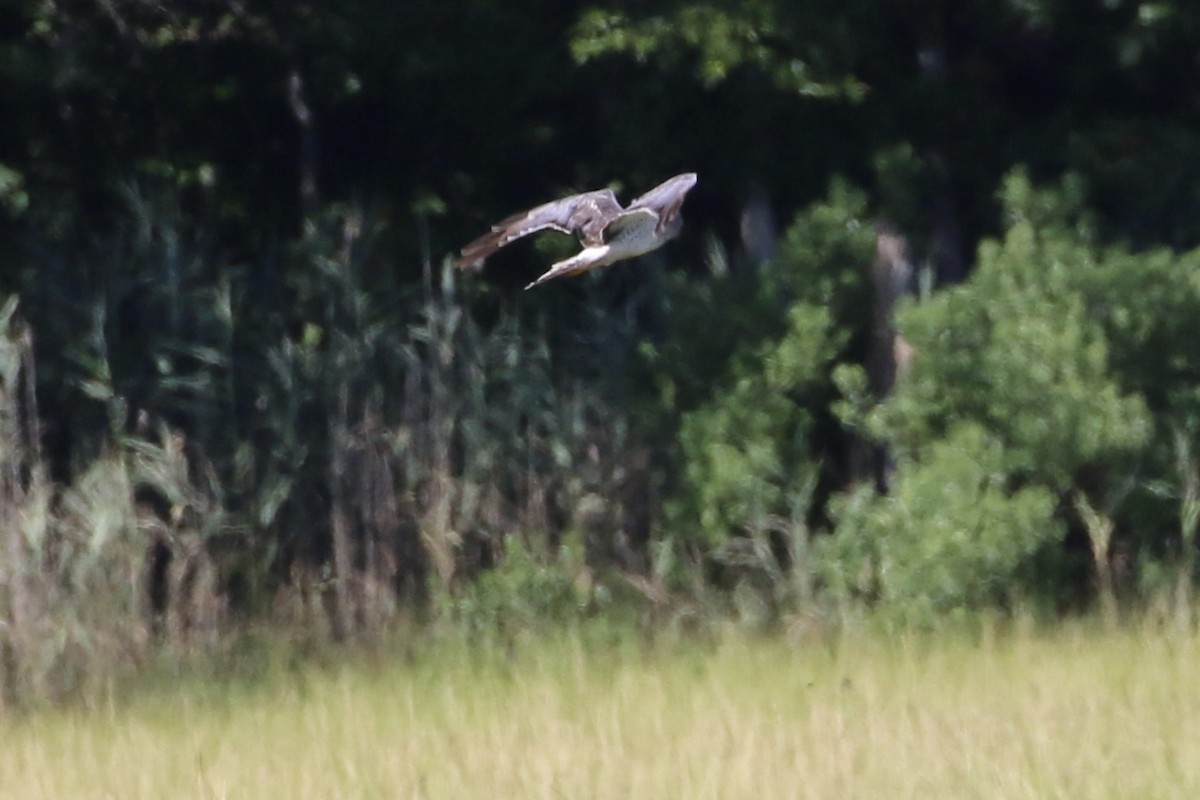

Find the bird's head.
xmin=643 ymin=172 xmax=697 ymax=238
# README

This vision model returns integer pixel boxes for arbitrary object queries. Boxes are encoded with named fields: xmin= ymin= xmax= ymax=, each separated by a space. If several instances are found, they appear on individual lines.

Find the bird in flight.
xmin=456 ymin=173 xmax=698 ymax=289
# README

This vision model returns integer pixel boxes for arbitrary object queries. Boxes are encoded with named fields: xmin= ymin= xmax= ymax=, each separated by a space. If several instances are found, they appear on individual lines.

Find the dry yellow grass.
xmin=4 ymin=622 xmax=1199 ymax=799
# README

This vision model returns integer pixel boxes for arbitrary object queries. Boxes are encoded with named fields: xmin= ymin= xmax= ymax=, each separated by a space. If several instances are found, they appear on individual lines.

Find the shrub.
xmin=450 ymin=535 xmax=593 ymax=638
xmin=823 ymin=424 xmax=1061 ymax=623
xmin=654 ymin=181 xmax=873 ymax=556
xmin=829 ymin=170 xmax=1200 ymax=616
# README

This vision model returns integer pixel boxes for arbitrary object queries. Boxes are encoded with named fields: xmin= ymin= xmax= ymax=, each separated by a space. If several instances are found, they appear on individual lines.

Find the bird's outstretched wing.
xmin=456 ymin=189 xmax=623 ymax=269
xmin=626 ymin=173 xmax=698 ymax=234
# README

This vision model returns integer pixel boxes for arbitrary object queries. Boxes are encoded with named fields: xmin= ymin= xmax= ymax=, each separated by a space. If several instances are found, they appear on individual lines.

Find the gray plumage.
xmin=456 ymin=173 xmax=698 ymax=289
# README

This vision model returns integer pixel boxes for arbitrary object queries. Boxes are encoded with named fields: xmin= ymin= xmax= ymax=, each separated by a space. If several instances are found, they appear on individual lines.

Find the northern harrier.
xmin=456 ymin=173 xmax=698 ymax=289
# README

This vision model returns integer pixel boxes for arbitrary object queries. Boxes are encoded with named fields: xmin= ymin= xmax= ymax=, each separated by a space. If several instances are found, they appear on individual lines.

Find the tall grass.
xmin=0 ymin=291 xmax=235 ymax=706
xmin=2 ymin=196 xmax=660 ymax=702
xmin=6 ymin=622 xmax=1199 ymax=799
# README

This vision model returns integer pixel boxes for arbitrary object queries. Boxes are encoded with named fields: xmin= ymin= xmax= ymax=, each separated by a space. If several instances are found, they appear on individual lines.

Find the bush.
xmin=449 ymin=535 xmax=594 ymax=638
xmin=655 ymin=181 xmax=873 ymax=553
xmin=831 ymin=169 xmax=1200 ymax=616
xmin=823 ymin=424 xmax=1061 ymax=623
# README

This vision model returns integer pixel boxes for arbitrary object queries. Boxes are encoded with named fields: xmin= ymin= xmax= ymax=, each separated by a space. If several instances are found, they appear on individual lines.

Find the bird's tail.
xmin=524 ymin=246 xmax=609 ymax=290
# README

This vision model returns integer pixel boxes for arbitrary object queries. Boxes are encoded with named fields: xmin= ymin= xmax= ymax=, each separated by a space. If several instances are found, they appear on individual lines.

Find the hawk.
xmin=456 ymin=173 xmax=698 ymax=289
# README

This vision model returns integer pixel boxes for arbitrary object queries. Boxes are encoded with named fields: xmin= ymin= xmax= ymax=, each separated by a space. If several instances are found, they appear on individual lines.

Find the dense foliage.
xmin=4 ymin=0 xmax=1200 ymax=700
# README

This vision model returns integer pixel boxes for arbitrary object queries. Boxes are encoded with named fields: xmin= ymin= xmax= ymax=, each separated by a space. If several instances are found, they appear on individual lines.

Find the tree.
xmin=824 ymin=171 xmax=1200 ymax=616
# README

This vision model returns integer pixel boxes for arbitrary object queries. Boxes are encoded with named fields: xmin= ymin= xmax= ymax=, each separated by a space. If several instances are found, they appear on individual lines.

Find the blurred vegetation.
xmin=12 ymin=624 xmax=1200 ymax=798
xmin=5 ymin=0 xmax=1200 ymax=702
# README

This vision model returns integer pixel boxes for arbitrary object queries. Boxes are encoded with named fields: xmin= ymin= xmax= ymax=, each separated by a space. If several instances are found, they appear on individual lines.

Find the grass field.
xmin=4 ymin=621 xmax=1199 ymax=799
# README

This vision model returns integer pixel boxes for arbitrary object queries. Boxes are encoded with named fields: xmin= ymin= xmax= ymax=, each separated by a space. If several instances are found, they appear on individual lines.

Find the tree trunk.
xmin=287 ymin=69 xmax=319 ymax=222
xmin=1075 ymin=491 xmax=1118 ymax=626
xmin=0 ymin=312 xmax=41 ymax=707
xmin=1174 ymin=428 xmax=1200 ymax=627
xmin=1 ymin=459 xmax=27 ymax=709
xmin=328 ymin=384 xmax=355 ymax=641
xmin=858 ymin=223 xmax=914 ymax=493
